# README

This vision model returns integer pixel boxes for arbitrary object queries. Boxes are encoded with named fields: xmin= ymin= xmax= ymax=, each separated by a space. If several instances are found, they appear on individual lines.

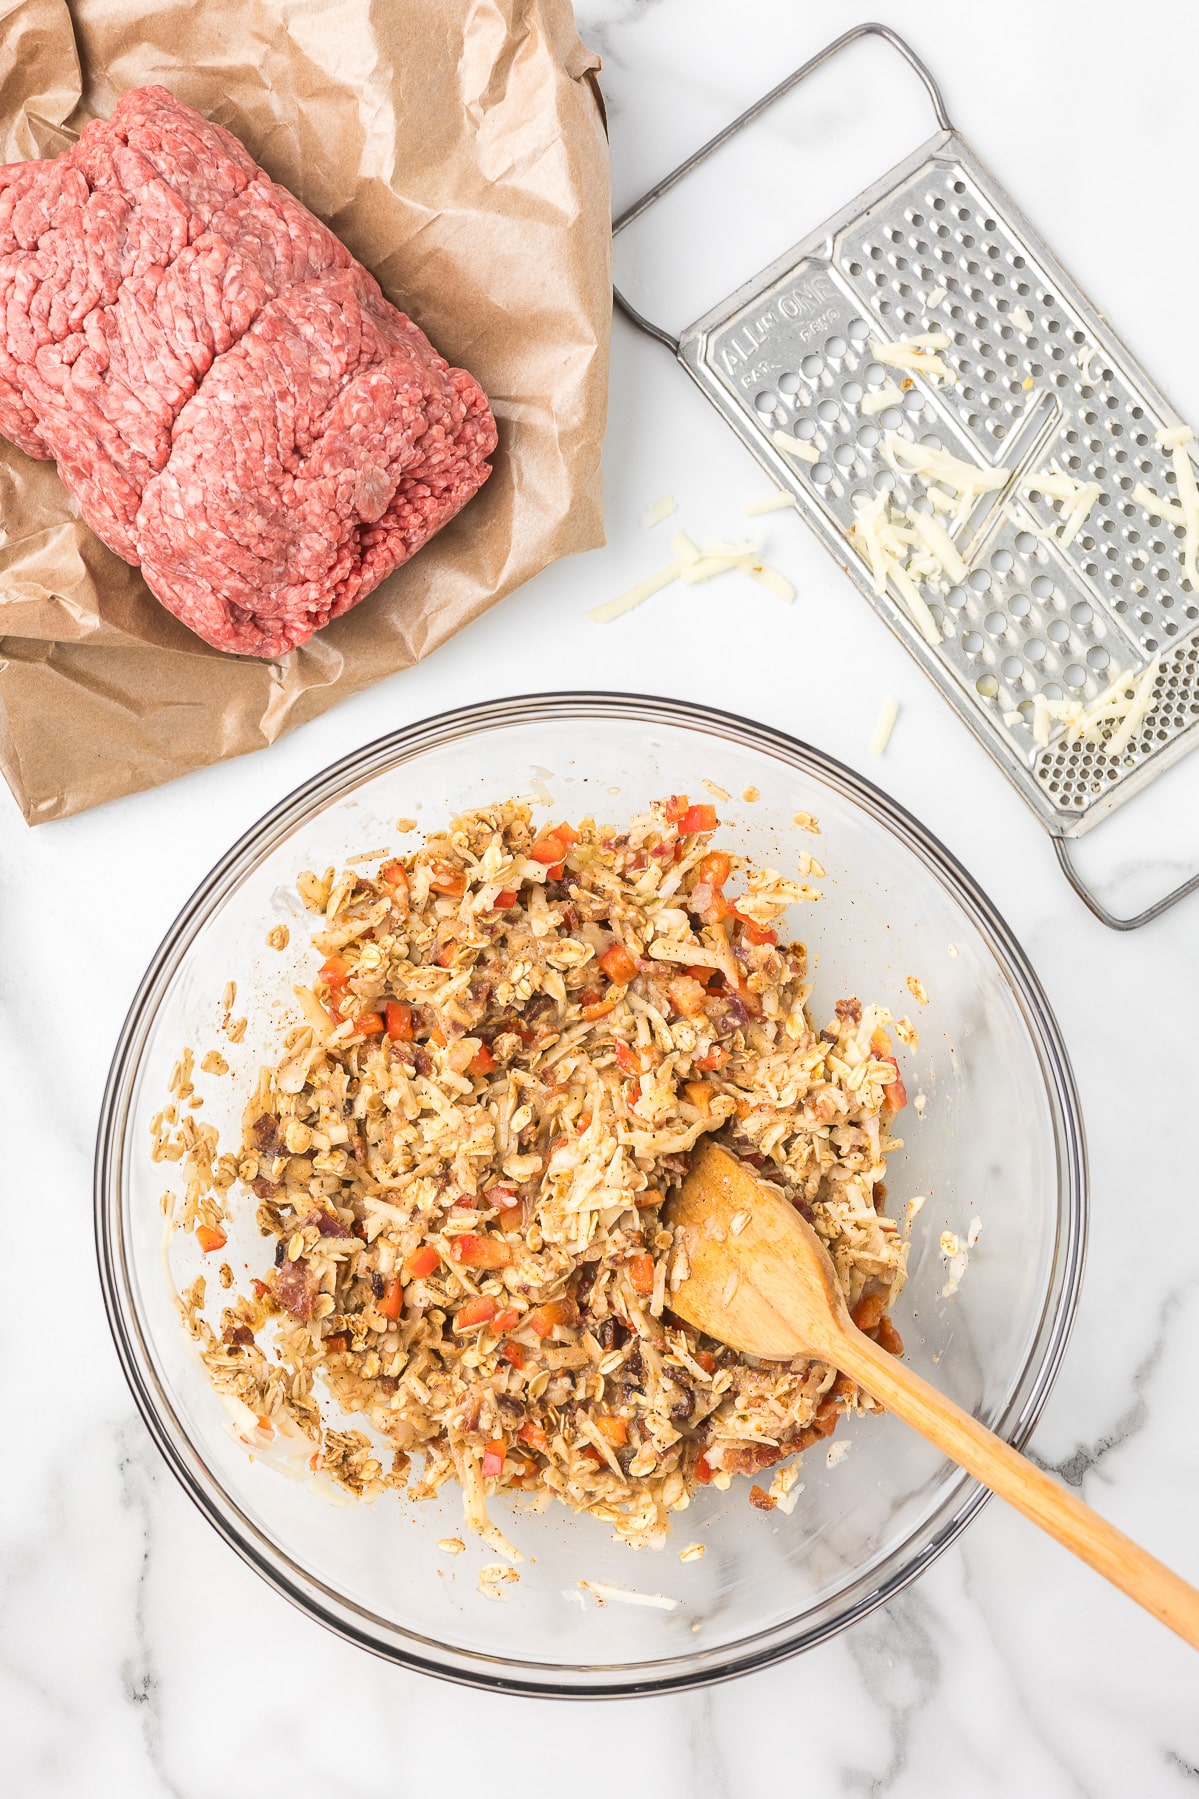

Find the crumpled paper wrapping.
xmin=0 ymin=0 xmax=609 ymax=821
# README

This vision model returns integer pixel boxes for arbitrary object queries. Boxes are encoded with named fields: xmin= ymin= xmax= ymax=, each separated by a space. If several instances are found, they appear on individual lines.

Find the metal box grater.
xmin=613 ymin=23 xmax=1199 ymax=929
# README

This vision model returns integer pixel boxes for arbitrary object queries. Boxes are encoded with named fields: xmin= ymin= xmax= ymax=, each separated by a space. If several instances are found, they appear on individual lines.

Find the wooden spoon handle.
xmin=832 ymin=1325 xmax=1199 ymax=1649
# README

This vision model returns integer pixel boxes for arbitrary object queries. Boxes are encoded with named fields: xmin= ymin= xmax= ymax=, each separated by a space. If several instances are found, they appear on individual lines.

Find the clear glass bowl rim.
xmin=94 ymin=690 xmax=1087 ymax=1699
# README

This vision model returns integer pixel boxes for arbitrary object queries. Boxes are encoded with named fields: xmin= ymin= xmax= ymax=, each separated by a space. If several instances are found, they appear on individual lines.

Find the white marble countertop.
xmin=3 ymin=2 xmax=1199 ymax=1791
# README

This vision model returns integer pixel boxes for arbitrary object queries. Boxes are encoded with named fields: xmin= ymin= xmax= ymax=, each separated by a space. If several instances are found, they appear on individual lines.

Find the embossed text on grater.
xmin=678 ymin=135 xmax=1199 ymax=839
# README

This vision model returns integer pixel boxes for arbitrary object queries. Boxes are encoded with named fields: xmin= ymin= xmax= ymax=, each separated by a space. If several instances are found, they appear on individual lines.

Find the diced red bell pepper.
xmin=353 ymin=1010 xmax=385 ymax=1035
xmin=527 ymin=1298 xmax=575 ymax=1338
xmin=497 ymin=1202 xmax=525 ymax=1233
xmin=599 ymin=942 xmax=638 ymax=985
xmin=519 ymin=1420 xmax=549 ymax=1453
xmin=530 ymin=831 xmax=568 ymax=866
xmin=404 ymin=1245 xmax=441 ymax=1280
xmin=493 ymin=889 xmax=520 ymax=910
xmin=492 ymin=1307 xmax=521 ymax=1333
xmin=481 ymin=1438 xmax=506 ymax=1479
xmin=731 ymin=906 xmax=777 ymax=947
xmin=593 ymin=1414 xmax=628 ymax=1446
xmin=698 ymin=851 xmax=732 ymax=887
xmin=468 ymin=1041 xmax=497 ymax=1077
xmin=452 ymin=1233 xmax=513 ymax=1270
xmin=581 ymin=995 xmax=618 ymax=1022
xmin=454 ymin=1295 xmax=499 ymax=1331
xmin=667 ymin=975 xmax=708 ymax=1019
xmin=694 ymin=1046 xmax=728 ymax=1072
xmin=380 ymin=1277 xmax=403 ymax=1320
xmin=196 ymin=1224 xmax=227 ymax=1253
xmin=663 ymin=794 xmax=690 ymax=823
xmin=679 ymin=803 xmax=718 ymax=834
xmin=319 ymin=955 xmax=350 ymax=995
xmin=385 ymin=1000 xmax=414 ymax=1040
xmin=499 ymin=1339 xmax=526 ymax=1368
xmin=380 ymin=862 xmax=410 ymax=915
xmin=694 ymin=1454 xmax=714 ymax=1485
xmin=326 ymin=1333 xmax=349 ymax=1354
xmin=870 ymin=1025 xmax=893 ymax=1056
xmin=428 ymin=861 xmax=467 ymax=896
xmin=434 ymin=943 xmax=457 ymax=968
xmin=614 ymin=1040 xmax=642 ymax=1077
xmin=627 ymin=1252 xmax=655 ymax=1295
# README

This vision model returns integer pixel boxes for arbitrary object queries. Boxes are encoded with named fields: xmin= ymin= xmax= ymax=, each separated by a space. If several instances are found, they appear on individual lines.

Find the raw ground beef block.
xmin=0 ymin=86 xmax=497 ymax=656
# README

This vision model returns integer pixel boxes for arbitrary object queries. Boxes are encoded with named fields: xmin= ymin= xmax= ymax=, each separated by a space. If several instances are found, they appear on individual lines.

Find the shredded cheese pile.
xmin=1024 ymin=462 xmax=1100 ymax=547
xmin=848 ymin=432 xmax=1012 ymax=647
xmin=1006 ymin=658 xmax=1159 ymax=754
xmin=590 ymin=529 xmax=794 ymax=623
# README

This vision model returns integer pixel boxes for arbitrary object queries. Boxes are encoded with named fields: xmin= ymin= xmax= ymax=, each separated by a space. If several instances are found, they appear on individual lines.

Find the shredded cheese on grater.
xmin=772 ymin=428 xmax=820 ymax=464
xmin=871 ymin=332 xmax=951 ymax=381
xmin=1026 ymin=463 xmax=1100 ymax=547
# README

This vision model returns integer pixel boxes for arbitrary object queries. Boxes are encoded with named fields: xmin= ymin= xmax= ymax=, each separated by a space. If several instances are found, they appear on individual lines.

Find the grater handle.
xmin=611 ymin=22 xmax=954 ymax=353
xmin=1053 ymin=838 xmax=1199 ymax=931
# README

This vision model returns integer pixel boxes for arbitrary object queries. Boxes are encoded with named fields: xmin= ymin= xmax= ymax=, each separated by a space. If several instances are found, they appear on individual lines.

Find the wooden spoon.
xmin=666 ymin=1138 xmax=1199 ymax=1649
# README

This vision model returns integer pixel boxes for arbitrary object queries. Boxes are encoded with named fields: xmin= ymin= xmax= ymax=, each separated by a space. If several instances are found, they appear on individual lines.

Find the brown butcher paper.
xmin=0 ymin=0 xmax=610 ymax=821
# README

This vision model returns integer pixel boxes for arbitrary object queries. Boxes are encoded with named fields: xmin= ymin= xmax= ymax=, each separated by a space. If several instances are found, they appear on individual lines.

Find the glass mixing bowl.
xmin=95 ymin=693 xmax=1086 ymax=1696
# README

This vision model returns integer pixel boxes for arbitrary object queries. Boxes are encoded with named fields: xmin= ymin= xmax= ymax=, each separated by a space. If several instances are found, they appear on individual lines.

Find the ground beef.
xmin=0 ymin=86 xmax=496 ymax=657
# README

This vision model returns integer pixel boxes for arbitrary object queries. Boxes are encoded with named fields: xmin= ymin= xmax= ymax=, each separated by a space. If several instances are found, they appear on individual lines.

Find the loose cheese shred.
xmin=870 ymin=697 xmax=900 ymax=756
xmin=1132 ymin=482 xmax=1186 ymax=525
xmin=851 ymin=492 xmax=890 ymax=597
xmin=743 ymin=487 xmax=795 ymax=516
xmin=642 ymin=494 xmax=677 ymax=528
xmin=588 ymin=565 xmax=679 ymax=624
xmin=1009 ymin=306 xmax=1033 ymax=332
xmin=860 ymin=380 xmax=905 ymax=417
xmin=909 ymin=509 xmax=968 ymax=583
xmin=748 ymin=561 xmax=796 ymax=602
xmin=589 ymin=529 xmax=795 ymax=622
xmin=882 ymin=432 xmax=1009 ymax=499
xmin=925 ymin=285 xmax=947 ymax=308
xmin=1023 ymin=662 xmax=1156 ymax=755
xmin=1027 ymin=462 xmax=1100 ymax=546
xmin=849 ymin=489 xmax=944 ymax=644
xmin=871 ymin=332 xmax=951 ymax=380
xmin=888 ymin=560 xmax=943 ymax=647
xmin=577 ymin=1580 xmax=680 ymax=1612
xmin=772 ymin=429 xmax=820 ymax=464
xmin=1105 ymin=659 xmax=1160 ymax=758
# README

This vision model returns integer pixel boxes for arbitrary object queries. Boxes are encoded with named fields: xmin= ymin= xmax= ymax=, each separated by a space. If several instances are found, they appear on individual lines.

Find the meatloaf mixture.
xmin=164 ymin=796 xmax=910 ymax=1550
xmin=0 ymin=86 xmax=496 ymax=656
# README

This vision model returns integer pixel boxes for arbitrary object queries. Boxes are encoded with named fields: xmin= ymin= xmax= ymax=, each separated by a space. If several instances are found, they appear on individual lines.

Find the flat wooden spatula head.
xmin=664 ymin=1137 xmax=852 ymax=1362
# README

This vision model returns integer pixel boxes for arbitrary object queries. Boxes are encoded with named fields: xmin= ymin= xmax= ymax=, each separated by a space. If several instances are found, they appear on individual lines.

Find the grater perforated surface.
xmin=678 ymin=133 xmax=1199 ymax=839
